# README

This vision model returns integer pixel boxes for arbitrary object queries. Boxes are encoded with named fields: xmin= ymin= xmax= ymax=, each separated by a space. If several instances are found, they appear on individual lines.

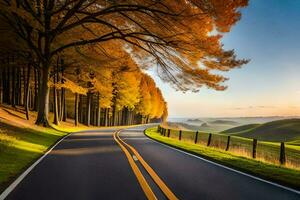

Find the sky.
xmin=150 ymin=0 xmax=300 ymax=118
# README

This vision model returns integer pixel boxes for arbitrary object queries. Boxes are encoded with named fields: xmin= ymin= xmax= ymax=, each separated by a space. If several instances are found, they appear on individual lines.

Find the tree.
xmin=0 ymin=0 xmax=248 ymax=126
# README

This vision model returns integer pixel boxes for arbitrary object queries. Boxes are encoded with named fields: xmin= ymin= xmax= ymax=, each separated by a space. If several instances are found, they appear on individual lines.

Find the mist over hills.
xmin=167 ymin=116 xmax=300 ymax=133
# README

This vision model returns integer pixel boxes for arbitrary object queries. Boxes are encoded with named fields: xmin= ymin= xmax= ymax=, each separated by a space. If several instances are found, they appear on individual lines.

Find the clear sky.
xmin=150 ymin=0 xmax=300 ymax=118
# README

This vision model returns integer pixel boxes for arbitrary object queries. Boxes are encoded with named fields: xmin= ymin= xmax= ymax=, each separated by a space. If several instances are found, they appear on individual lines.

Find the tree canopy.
xmin=0 ymin=0 xmax=249 ymax=126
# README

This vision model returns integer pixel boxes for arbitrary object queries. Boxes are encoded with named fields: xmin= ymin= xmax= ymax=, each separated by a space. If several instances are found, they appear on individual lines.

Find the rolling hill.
xmin=222 ymin=119 xmax=300 ymax=142
xmin=209 ymin=120 xmax=240 ymax=126
xmin=221 ymin=124 xmax=260 ymax=134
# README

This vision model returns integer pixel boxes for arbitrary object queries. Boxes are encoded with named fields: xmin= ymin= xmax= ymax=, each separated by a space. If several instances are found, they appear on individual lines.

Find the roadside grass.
xmin=164 ymin=128 xmax=300 ymax=169
xmin=0 ymin=122 xmax=67 ymax=192
xmin=145 ymin=127 xmax=300 ymax=190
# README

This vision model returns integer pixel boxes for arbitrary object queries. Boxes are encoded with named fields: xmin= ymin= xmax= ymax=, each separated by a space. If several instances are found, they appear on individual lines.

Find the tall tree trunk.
xmin=35 ymin=65 xmax=50 ymax=127
xmin=74 ymin=93 xmax=79 ymax=126
xmin=96 ymin=92 xmax=100 ymax=126
xmin=25 ymin=63 xmax=31 ymax=120
xmin=86 ymin=92 xmax=91 ymax=126
xmin=104 ymin=108 xmax=107 ymax=126
xmin=53 ymin=70 xmax=59 ymax=125
xmin=6 ymin=63 xmax=10 ymax=104
xmin=107 ymin=108 xmax=110 ymax=126
xmin=0 ymin=67 xmax=2 ymax=104
xmin=15 ymin=67 xmax=20 ymax=105
xmin=79 ymin=94 xmax=82 ymax=123
xmin=60 ymin=88 xmax=66 ymax=122
xmin=11 ymin=67 xmax=16 ymax=107
xmin=34 ymin=68 xmax=38 ymax=111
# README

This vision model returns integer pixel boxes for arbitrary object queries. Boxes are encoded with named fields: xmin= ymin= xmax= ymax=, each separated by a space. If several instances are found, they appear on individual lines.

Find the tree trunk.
xmin=74 ymin=93 xmax=79 ymax=126
xmin=6 ymin=64 xmax=10 ymax=104
xmin=35 ymin=65 xmax=50 ymax=127
xmin=104 ymin=108 xmax=108 ymax=127
xmin=25 ymin=64 xmax=31 ymax=120
xmin=0 ymin=67 xmax=2 ymax=104
xmin=96 ymin=93 xmax=100 ymax=126
xmin=86 ymin=92 xmax=91 ymax=126
xmin=34 ymin=68 xmax=38 ymax=111
xmin=11 ymin=67 xmax=16 ymax=107
xmin=60 ymin=88 xmax=66 ymax=122
xmin=53 ymin=89 xmax=59 ymax=125
xmin=79 ymin=94 xmax=82 ymax=123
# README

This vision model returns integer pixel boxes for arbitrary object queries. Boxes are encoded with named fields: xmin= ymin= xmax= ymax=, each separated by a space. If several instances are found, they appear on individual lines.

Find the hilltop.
xmin=222 ymin=119 xmax=300 ymax=143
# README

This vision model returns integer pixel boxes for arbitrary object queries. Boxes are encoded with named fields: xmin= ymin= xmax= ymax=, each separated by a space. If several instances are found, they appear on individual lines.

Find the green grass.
xmin=222 ymin=119 xmax=300 ymax=142
xmin=163 ymin=126 xmax=300 ymax=169
xmin=146 ymin=127 xmax=300 ymax=190
xmin=0 ymin=122 xmax=67 ymax=192
xmin=221 ymin=124 xmax=260 ymax=134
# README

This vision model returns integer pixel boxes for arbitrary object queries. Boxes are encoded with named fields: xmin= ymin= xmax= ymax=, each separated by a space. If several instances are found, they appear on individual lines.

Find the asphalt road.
xmin=4 ymin=125 xmax=300 ymax=200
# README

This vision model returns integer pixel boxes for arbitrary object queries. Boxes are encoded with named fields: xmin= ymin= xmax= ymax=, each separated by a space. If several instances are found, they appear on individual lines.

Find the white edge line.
xmin=0 ymin=133 xmax=72 ymax=200
xmin=145 ymin=134 xmax=300 ymax=195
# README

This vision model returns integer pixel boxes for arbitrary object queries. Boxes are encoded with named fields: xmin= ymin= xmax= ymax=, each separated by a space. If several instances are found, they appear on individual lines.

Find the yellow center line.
xmin=113 ymin=131 xmax=157 ymax=200
xmin=116 ymin=131 xmax=179 ymax=200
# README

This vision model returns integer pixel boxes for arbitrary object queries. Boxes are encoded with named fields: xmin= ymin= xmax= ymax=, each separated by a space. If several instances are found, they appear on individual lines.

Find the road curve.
xmin=4 ymin=128 xmax=146 ymax=200
xmin=3 ymin=125 xmax=300 ymax=200
xmin=119 ymin=126 xmax=300 ymax=200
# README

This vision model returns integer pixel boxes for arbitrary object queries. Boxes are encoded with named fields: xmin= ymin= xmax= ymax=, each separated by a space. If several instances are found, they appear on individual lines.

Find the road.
xmin=3 ymin=125 xmax=300 ymax=200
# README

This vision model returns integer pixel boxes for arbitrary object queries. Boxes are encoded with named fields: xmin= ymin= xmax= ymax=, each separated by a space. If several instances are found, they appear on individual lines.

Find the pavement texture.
xmin=5 ymin=125 xmax=300 ymax=200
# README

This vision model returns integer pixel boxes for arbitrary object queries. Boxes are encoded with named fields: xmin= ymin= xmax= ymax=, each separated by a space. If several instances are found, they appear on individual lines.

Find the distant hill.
xmin=222 ymin=119 xmax=300 ymax=142
xmin=166 ymin=122 xmax=199 ymax=131
xmin=209 ymin=120 xmax=240 ymax=126
xmin=186 ymin=119 xmax=203 ymax=123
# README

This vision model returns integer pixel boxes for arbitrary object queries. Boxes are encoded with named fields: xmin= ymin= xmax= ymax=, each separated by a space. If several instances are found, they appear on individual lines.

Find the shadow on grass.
xmin=0 ymin=121 xmax=66 ymax=193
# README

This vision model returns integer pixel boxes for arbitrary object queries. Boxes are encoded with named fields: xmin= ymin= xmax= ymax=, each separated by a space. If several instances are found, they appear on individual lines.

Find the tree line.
xmin=0 ymin=52 xmax=168 ymax=126
xmin=0 ymin=0 xmax=248 ymax=127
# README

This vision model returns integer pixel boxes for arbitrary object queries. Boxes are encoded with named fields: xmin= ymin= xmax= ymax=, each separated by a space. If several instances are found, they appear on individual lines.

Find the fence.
xmin=157 ymin=126 xmax=300 ymax=169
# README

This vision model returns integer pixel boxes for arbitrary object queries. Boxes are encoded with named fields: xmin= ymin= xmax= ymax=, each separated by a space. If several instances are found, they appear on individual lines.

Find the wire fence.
xmin=158 ymin=126 xmax=300 ymax=169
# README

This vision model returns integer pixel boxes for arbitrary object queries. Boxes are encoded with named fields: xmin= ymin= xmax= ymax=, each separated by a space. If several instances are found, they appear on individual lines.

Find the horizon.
xmin=168 ymin=115 xmax=300 ymax=120
xmin=151 ymin=0 xmax=300 ymax=119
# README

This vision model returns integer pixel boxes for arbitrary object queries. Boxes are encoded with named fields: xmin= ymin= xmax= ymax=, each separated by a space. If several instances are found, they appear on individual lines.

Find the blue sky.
xmin=151 ymin=0 xmax=300 ymax=118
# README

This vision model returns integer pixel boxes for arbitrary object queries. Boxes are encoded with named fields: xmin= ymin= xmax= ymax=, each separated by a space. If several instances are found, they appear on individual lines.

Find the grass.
xmin=163 ymin=125 xmax=300 ymax=169
xmin=222 ymin=118 xmax=300 ymax=142
xmin=145 ymin=127 xmax=300 ymax=190
xmin=221 ymin=124 xmax=260 ymax=134
xmin=0 ymin=122 xmax=67 ymax=192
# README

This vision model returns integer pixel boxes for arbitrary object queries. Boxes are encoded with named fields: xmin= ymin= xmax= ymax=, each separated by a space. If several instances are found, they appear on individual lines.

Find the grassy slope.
xmin=222 ymin=119 xmax=300 ymax=143
xmin=0 ymin=121 xmax=67 ymax=192
xmin=221 ymin=124 xmax=260 ymax=134
xmin=145 ymin=127 xmax=300 ymax=190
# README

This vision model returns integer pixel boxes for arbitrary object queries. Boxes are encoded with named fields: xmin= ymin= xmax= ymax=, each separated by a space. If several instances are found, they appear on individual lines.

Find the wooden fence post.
xmin=207 ymin=133 xmax=212 ymax=146
xmin=167 ymin=129 xmax=170 ymax=137
xmin=280 ymin=142 xmax=286 ymax=165
xmin=179 ymin=130 xmax=182 ymax=141
xmin=194 ymin=131 xmax=199 ymax=144
xmin=252 ymin=139 xmax=257 ymax=159
xmin=225 ymin=136 xmax=231 ymax=151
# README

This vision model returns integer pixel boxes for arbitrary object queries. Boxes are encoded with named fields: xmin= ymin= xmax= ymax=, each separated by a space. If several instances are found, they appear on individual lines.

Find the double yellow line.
xmin=113 ymin=131 xmax=178 ymax=200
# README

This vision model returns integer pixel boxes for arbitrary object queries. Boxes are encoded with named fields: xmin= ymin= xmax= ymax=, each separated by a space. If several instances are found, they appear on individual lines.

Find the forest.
xmin=0 ymin=0 xmax=248 ymax=127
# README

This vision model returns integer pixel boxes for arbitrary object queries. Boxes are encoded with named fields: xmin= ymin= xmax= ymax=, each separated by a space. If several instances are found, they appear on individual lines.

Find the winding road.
xmin=2 ymin=125 xmax=300 ymax=200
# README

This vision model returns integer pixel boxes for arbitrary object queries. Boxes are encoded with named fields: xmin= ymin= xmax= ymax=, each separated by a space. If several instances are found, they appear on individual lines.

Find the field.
xmin=145 ymin=127 xmax=300 ymax=190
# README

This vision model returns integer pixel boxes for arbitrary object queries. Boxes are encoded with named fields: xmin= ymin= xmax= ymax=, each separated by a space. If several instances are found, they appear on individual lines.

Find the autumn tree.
xmin=0 ymin=0 xmax=248 ymax=126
